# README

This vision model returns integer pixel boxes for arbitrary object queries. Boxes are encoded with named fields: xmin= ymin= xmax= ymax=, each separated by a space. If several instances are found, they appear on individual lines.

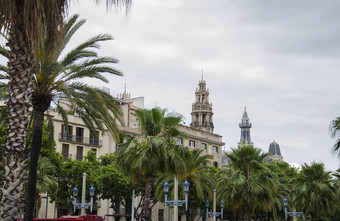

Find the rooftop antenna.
xmin=124 ymin=75 xmax=127 ymax=93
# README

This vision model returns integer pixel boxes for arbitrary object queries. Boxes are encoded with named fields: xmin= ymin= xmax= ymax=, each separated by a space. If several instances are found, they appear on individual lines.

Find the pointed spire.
xmin=201 ymin=69 xmax=204 ymax=81
xmin=242 ymin=106 xmax=249 ymax=121
xmin=238 ymin=107 xmax=253 ymax=146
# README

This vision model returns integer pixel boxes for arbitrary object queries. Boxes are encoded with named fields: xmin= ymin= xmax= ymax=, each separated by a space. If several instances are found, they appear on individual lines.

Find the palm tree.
xmin=178 ymin=148 xmax=213 ymax=221
xmin=119 ymin=107 xmax=184 ymax=220
xmin=330 ymin=117 xmax=340 ymax=157
xmin=293 ymin=162 xmax=336 ymax=221
xmin=0 ymin=1 xmax=131 ymax=220
xmin=218 ymin=145 xmax=278 ymax=221
xmin=0 ymin=14 xmax=124 ymax=221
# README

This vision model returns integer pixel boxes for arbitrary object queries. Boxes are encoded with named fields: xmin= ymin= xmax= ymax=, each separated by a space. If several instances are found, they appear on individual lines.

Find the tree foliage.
xmin=119 ymin=107 xmax=185 ymax=220
xmin=293 ymin=162 xmax=336 ymax=221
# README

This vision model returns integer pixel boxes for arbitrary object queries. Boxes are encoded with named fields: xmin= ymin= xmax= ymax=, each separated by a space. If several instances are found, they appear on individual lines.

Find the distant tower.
xmin=267 ymin=141 xmax=283 ymax=162
xmin=190 ymin=75 xmax=214 ymax=133
xmin=238 ymin=107 xmax=253 ymax=146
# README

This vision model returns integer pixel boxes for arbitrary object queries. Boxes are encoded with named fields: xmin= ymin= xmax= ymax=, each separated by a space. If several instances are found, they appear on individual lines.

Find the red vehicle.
xmin=18 ymin=215 xmax=104 ymax=221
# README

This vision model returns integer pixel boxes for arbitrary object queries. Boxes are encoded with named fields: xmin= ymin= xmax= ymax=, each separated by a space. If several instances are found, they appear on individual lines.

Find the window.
xmin=90 ymin=131 xmax=99 ymax=146
xmin=213 ymin=161 xmax=218 ymax=168
xmin=176 ymin=137 xmax=183 ymax=146
xmin=213 ymin=146 xmax=218 ymax=154
xmin=61 ymin=125 xmax=73 ymax=141
xmin=189 ymin=140 xmax=196 ymax=148
xmin=62 ymin=144 xmax=69 ymax=161
xmin=76 ymin=127 xmax=84 ymax=143
xmin=76 ymin=146 xmax=83 ymax=161
xmin=201 ymin=143 xmax=207 ymax=151
xmin=158 ymin=209 xmax=164 ymax=221
xmin=202 ymin=114 xmax=206 ymax=124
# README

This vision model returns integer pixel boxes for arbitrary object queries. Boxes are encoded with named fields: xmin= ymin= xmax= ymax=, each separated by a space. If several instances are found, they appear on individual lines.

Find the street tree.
xmin=0 ymin=1 xmax=131 ymax=220
xmin=119 ymin=107 xmax=184 ymax=220
xmin=0 ymin=14 xmax=124 ymax=220
xmin=330 ymin=117 xmax=340 ymax=157
xmin=293 ymin=162 xmax=336 ymax=221
xmin=218 ymin=145 xmax=280 ymax=221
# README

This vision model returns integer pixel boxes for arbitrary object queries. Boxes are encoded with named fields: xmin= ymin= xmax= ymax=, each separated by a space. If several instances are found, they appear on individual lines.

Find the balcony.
xmin=59 ymin=133 xmax=102 ymax=147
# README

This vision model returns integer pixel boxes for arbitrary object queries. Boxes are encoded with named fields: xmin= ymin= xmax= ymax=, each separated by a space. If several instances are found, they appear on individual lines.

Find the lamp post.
xmin=206 ymin=189 xmax=223 ymax=221
xmin=283 ymin=197 xmax=305 ymax=221
xmin=73 ymin=184 xmax=95 ymax=214
xmin=163 ymin=178 xmax=190 ymax=221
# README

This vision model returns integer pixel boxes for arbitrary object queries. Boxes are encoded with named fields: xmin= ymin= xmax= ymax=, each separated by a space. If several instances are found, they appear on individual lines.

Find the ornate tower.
xmin=238 ymin=107 xmax=253 ymax=146
xmin=190 ymin=76 xmax=214 ymax=133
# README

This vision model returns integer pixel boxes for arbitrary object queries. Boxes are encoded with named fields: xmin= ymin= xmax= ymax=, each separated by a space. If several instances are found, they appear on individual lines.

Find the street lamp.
xmin=206 ymin=197 xmax=224 ymax=220
xmin=163 ymin=179 xmax=190 ymax=211
xmin=73 ymin=185 xmax=95 ymax=214
xmin=283 ymin=197 xmax=305 ymax=221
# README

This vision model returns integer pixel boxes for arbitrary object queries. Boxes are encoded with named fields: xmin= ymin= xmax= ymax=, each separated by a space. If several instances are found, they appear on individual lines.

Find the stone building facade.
xmin=3 ymin=76 xmax=224 ymax=220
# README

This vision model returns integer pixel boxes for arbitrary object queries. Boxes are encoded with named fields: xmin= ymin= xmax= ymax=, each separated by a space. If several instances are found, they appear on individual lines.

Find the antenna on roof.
xmin=124 ymin=75 xmax=127 ymax=93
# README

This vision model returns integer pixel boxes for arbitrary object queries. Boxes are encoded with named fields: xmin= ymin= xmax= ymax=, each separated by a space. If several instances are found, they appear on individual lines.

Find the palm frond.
xmin=0 ymin=44 xmax=9 ymax=58
xmin=60 ymin=34 xmax=113 ymax=67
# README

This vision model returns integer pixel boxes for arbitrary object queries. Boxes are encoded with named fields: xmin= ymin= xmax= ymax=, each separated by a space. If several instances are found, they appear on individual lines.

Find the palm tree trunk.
xmin=243 ymin=206 xmax=251 ymax=221
xmin=24 ymin=110 xmax=45 ymax=221
xmin=0 ymin=1 xmax=34 ymax=220
xmin=142 ymin=175 xmax=153 ymax=221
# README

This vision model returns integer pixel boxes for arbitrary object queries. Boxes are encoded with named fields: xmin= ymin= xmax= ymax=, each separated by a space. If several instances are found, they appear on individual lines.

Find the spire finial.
xmin=201 ymin=69 xmax=204 ymax=81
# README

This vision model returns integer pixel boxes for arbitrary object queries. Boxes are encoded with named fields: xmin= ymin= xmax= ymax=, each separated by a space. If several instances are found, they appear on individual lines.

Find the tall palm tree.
xmin=0 ymin=1 xmax=131 ymax=220
xmin=330 ymin=117 xmax=340 ymax=157
xmin=218 ymin=145 xmax=277 ymax=221
xmin=0 ymin=14 xmax=124 ymax=221
xmin=178 ymin=148 xmax=213 ymax=221
xmin=293 ymin=162 xmax=336 ymax=221
xmin=119 ymin=107 xmax=184 ymax=220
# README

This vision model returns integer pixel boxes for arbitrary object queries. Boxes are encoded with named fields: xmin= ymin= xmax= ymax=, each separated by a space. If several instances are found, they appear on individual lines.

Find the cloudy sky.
xmin=68 ymin=0 xmax=340 ymax=171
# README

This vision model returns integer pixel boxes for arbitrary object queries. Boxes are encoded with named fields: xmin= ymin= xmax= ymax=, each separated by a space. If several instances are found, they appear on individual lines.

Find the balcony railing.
xmin=59 ymin=133 xmax=102 ymax=147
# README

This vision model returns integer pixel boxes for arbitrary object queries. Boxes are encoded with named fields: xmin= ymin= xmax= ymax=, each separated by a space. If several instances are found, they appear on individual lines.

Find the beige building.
xmin=34 ymin=89 xmax=141 ymax=219
xmin=18 ymin=77 xmax=225 ymax=220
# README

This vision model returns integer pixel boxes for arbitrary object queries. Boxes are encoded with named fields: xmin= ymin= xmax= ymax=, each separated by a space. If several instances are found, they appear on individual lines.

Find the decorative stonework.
xmin=190 ymin=77 xmax=214 ymax=133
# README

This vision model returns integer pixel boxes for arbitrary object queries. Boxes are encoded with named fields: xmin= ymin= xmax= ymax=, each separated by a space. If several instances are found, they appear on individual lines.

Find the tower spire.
xmin=238 ymin=106 xmax=253 ymax=147
xmin=190 ymin=75 xmax=214 ymax=133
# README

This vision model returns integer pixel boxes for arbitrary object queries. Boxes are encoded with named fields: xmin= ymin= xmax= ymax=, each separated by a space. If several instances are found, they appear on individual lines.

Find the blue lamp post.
xmin=163 ymin=179 xmax=190 ymax=211
xmin=206 ymin=198 xmax=224 ymax=220
xmin=73 ymin=185 xmax=95 ymax=214
xmin=283 ymin=197 xmax=305 ymax=220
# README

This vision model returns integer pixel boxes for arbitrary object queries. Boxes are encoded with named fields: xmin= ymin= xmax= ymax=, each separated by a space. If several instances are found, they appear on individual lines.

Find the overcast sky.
xmin=68 ymin=0 xmax=340 ymax=171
